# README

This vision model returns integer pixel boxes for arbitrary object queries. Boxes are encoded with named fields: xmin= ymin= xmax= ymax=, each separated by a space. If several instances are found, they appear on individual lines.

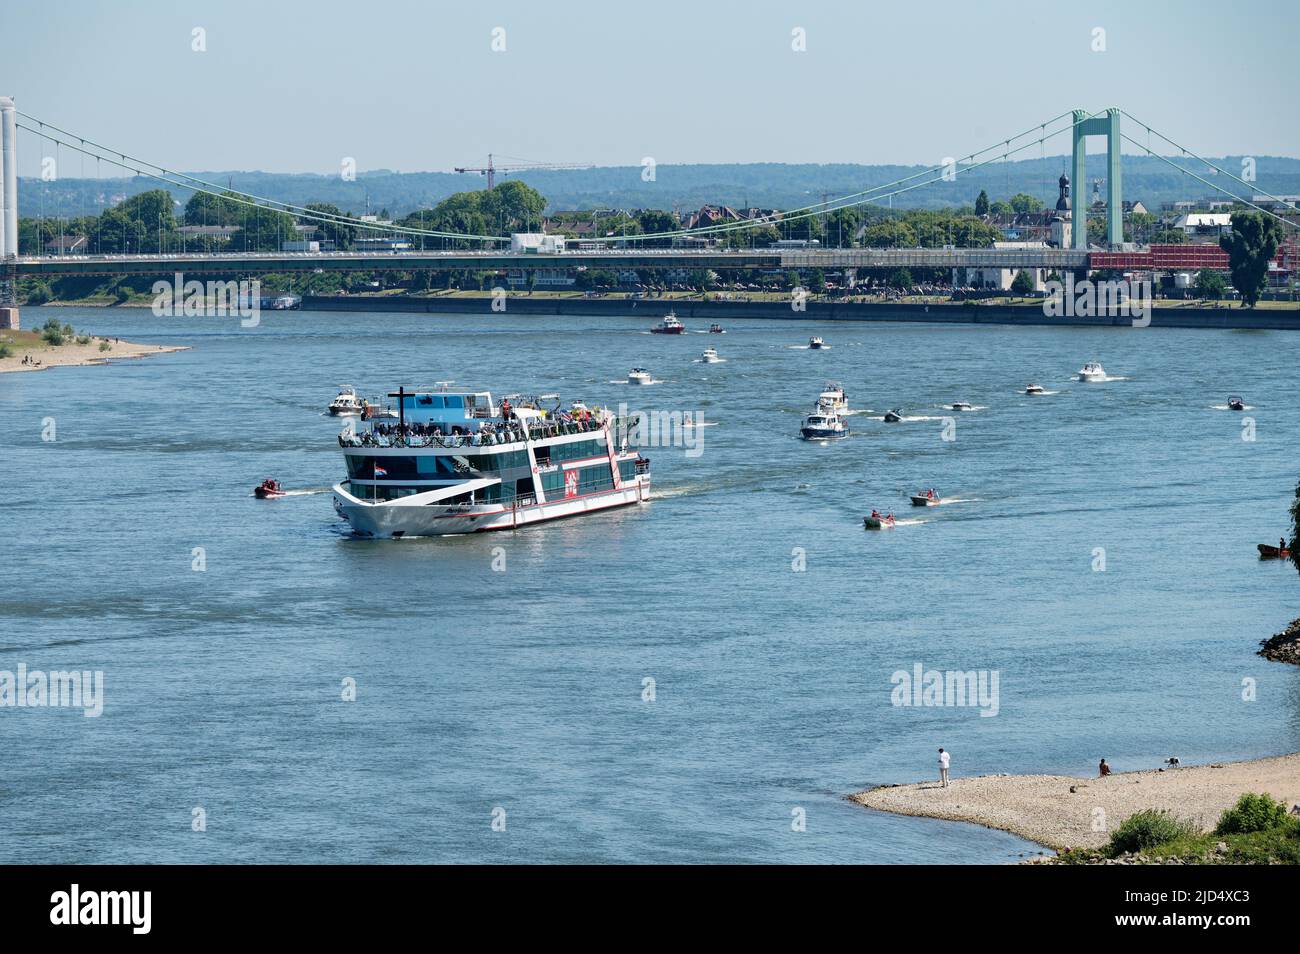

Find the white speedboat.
xmin=1024 ymin=384 xmax=1046 ymax=395
xmin=701 ymin=348 xmax=721 ymax=363
xmin=1077 ymin=362 xmax=1106 ymax=382
xmin=628 ymin=367 xmax=653 ymax=385
xmin=808 ymin=336 xmax=826 ymax=350
xmin=951 ymin=401 xmax=973 ymax=411
xmin=863 ymin=512 xmax=897 ymax=530
xmin=332 ymin=386 xmax=650 ymax=538
xmin=651 ymin=311 xmax=686 ymax=334
xmin=800 ymin=408 xmax=848 ymax=440
xmin=328 ymin=386 xmax=365 ymax=416
xmin=817 ymin=382 xmax=848 ymax=413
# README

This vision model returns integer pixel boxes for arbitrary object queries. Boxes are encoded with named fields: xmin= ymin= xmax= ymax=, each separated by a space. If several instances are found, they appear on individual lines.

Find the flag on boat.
xmin=374 ymin=465 xmax=388 ymax=477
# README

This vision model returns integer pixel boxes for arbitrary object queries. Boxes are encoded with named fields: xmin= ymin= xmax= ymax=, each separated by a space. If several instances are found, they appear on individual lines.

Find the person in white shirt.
xmin=938 ymin=747 xmax=950 ymax=787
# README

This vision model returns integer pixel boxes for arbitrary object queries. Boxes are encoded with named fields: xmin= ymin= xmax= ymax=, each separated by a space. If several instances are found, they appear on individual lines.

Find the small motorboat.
xmin=1024 ymin=384 xmax=1046 ymax=395
xmin=254 ymin=478 xmax=286 ymax=499
xmin=817 ymin=382 xmax=848 ymax=413
xmin=882 ymin=409 xmax=903 ymax=423
xmin=651 ymin=311 xmax=686 ymax=334
xmin=328 ymin=386 xmax=364 ymax=416
xmin=800 ymin=408 xmax=848 ymax=440
xmin=910 ymin=489 xmax=940 ymax=507
xmin=1077 ymin=361 xmax=1106 ymax=382
xmin=708 ymin=323 xmax=725 ymax=334
xmin=863 ymin=512 xmax=897 ymax=530
xmin=951 ymin=401 xmax=973 ymax=411
xmin=808 ymin=336 xmax=826 ymax=350
xmin=1228 ymin=396 xmax=1246 ymax=411
xmin=701 ymin=348 xmax=721 ymax=363
xmin=1258 ymin=542 xmax=1292 ymax=560
xmin=628 ymin=367 xmax=653 ymax=385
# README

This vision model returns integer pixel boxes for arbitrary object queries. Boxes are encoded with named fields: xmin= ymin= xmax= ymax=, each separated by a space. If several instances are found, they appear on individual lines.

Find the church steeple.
xmin=1055 ymin=173 xmax=1071 ymax=212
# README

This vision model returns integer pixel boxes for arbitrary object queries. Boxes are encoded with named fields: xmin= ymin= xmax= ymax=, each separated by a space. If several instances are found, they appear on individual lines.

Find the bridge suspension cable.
xmin=15 ymin=112 xmax=510 ymax=243
xmin=1117 ymin=109 xmax=1298 ymax=232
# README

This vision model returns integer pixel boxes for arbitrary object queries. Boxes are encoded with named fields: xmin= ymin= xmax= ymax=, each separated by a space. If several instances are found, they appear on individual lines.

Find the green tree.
xmin=231 ymin=205 xmax=300 ymax=252
xmin=862 ymin=220 xmax=917 ymax=248
xmin=974 ymin=190 xmax=989 ymax=217
xmin=303 ymin=202 xmax=357 ymax=251
xmin=1194 ymin=269 xmax=1228 ymax=300
xmin=808 ymin=268 xmax=826 ymax=294
xmin=1219 ymin=211 xmax=1284 ymax=307
xmin=118 ymin=189 xmax=178 ymax=252
xmin=887 ymin=268 xmax=913 ymax=290
xmin=1011 ymin=270 xmax=1035 ymax=295
xmin=636 ymin=210 xmax=679 ymax=248
xmin=184 ymin=191 xmax=243 ymax=226
xmin=1008 ymin=193 xmax=1044 ymax=214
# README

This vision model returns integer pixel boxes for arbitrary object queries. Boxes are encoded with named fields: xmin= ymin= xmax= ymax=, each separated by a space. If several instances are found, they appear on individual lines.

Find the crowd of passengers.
xmin=344 ymin=410 xmax=606 ymax=448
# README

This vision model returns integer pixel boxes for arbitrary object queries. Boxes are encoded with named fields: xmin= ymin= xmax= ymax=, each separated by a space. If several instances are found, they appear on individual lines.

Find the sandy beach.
xmin=0 ymin=331 xmax=188 ymax=374
xmin=853 ymin=753 xmax=1300 ymax=852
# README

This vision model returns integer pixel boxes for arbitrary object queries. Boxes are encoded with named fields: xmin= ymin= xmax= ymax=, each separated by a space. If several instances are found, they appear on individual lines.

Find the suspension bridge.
xmin=0 ymin=101 xmax=1296 ymax=313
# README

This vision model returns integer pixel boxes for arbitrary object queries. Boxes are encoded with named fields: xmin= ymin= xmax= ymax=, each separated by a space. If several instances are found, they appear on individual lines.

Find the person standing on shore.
xmin=938 ymin=747 xmax=950 ymax=787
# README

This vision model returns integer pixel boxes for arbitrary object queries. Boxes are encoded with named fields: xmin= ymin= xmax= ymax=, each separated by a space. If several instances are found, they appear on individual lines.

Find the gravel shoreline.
xmin=852 ymin=753 xmax=1300 ymax=852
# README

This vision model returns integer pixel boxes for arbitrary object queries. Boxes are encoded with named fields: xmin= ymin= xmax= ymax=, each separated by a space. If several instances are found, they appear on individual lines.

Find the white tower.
xmin=0 ymin=97 xmax=15 ymax=258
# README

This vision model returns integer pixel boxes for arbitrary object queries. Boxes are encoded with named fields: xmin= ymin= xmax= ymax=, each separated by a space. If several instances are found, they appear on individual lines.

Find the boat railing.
xmin=340 ymin=415 xmax=607 ymax=449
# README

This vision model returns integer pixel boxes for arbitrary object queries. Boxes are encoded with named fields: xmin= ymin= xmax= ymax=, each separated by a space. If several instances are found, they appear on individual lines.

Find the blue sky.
xmin=4 ymin=0 xmax=1297 ymax=176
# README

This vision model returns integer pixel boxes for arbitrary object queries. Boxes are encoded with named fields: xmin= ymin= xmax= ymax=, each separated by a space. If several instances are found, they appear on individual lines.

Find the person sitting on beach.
xmin=1099 ymin=758 xmax=1111 ymax=777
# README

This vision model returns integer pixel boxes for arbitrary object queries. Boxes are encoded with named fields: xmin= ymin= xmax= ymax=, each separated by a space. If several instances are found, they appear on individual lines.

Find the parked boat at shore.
xmin=332 ymin=386 xmax=651 ymax=538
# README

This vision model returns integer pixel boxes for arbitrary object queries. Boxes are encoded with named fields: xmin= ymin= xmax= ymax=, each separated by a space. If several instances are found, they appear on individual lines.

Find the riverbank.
xmin=853 ymin=753 xmax=1300 ymax=853
xmin=0 ymin=329 xmax=189 ymax=374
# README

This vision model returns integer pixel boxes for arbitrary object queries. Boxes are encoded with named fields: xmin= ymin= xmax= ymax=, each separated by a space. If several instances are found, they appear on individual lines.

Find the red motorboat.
xmin=1258 ymin=543 xmax=1292 ymax=560
xmin=254 ymin=479 xmax=286 ymax=499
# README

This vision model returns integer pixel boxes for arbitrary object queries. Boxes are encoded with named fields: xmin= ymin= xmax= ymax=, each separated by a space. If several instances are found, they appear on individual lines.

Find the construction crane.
xmin=454 ymin=154 xmax=591 ymax=190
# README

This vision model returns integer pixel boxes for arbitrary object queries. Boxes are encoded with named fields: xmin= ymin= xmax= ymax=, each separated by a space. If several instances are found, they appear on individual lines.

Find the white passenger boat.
xmin=701 ymin=348 xmax=721 ymax=363
xmin=332 ymin=386 xmax=651 ymax=538
xmin=628 ymin=367 xmax=654 ymax=385
xmin=808 ymin=336 xmax=826 ymax=349
xmin=328 ymin=386 xmax=365 ymax=416
xmin=816 ymin=382 xmax=848 ymax=413
xmin=800 ymin=407 xmax=848 ymax=440
xmin=651 ymin=311 xmax=686 ymax=334
xmin=1077 ymin=361 xmax=1106 ymax=382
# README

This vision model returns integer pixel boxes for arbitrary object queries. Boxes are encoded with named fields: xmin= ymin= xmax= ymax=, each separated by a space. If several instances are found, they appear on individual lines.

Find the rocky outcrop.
xmin=1259 ymin=619 xmax=1300 ymax=666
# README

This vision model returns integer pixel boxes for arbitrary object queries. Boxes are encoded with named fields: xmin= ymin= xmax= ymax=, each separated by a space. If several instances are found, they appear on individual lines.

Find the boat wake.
xmin=1211 ymin=403 xmax=1254 ymax=411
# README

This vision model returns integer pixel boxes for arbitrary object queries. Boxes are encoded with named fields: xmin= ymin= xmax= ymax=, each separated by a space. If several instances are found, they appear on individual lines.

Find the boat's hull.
xmin=910 ymin=495 xmax=938 ymax=507
xmin=334 ymin=481 xmax=649 ymax=537
xmin=1078 ymin=373 xmax=1105 ymax=383
xmin=651 ymin=328 xmax=685 ymax=335
xmin=255 ymin=488 xmax=286 ymax=499
xmin=329 ymin=407 xmax=362 ymax=416
xmin=1258 ymin=544 xmax=1292 ymax=560
xmin=801 ymin=427 xmax=847 ymax=440
xmin=863 ymin=517 xmax=895 ymax=530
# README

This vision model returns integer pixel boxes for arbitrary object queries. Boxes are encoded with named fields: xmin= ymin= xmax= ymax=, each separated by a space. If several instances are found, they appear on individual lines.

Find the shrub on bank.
xmin=1215 ymin=793 xmax=1292 ymax=835
xmin=1107 ymin=809 xmax=1198 ymax=855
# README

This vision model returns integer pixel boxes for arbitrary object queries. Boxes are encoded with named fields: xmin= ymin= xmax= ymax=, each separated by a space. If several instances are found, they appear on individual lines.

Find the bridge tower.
xmin=1070 ymin=108 xmax=1122 ymax=249
xmin=0 ymin=96 xmax=17 ymax=322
